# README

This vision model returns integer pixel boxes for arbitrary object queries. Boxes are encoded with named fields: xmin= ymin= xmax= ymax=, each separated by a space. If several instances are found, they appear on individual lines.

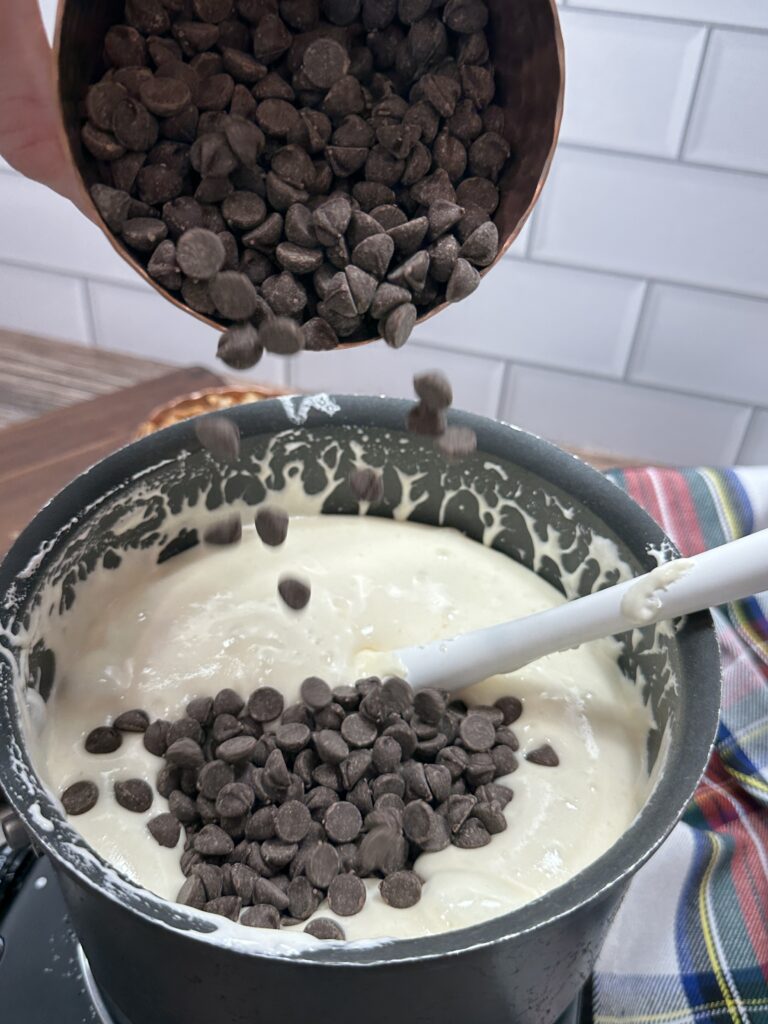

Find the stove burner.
xmin=0 ymin=852 xmax=588 ymax=1024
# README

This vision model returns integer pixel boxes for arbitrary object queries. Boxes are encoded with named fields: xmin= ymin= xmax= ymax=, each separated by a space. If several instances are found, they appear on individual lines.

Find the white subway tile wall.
xmin=0 ymin=0 xmax=766 ymax=464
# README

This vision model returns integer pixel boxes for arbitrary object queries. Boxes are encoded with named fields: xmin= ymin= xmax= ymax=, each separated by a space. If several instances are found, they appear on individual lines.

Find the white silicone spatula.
xmin=396 ymin=529 xmax=768 ymax=693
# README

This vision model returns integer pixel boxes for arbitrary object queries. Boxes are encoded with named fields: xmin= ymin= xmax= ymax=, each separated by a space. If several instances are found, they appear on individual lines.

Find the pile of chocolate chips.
xmin=81 ymin=0 xmax=511 ymax=360
xmin=65 ymin=678 xmax=559 ymax=938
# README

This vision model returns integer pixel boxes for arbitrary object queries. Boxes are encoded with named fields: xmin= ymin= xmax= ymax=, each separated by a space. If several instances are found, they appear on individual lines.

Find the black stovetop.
xmin=0 ymin=849 xmax=590 ymax=1024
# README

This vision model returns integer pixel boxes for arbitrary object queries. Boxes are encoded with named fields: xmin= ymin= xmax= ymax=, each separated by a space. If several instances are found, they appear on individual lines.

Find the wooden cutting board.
xmin=0 ymin=366 xmax=223 ymax=557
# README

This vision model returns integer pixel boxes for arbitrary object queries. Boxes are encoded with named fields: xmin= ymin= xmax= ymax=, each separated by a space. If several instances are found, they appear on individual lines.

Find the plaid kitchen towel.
xmin=593 ymin=467 xmax=768 ymax=1024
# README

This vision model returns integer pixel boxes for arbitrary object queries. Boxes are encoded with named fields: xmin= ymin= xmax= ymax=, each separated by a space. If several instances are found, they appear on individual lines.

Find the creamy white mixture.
xmin=39 ymin=516 xmax=652 ymax=940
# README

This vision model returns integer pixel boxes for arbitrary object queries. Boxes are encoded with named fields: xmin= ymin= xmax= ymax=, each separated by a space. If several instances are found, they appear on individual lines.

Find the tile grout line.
xmin=557 ymin=139 xmax=768 ymax=182
xmin=79 ymin=278 xmax=99 ymax=349
xmin=496 ymin=361 xmax=516 ymax=420
xmin=562 ymin=4 xmax=768 ymax=36
xmin=620 ymin=280 xmax=651 ymax=381
xmin=675 ymin=26 xmax=712 ymax=160
xmin=733 ymin=407 xmax=757 ymax=464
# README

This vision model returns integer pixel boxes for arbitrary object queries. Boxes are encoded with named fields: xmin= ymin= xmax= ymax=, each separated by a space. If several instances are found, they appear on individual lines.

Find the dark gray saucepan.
xmin=0 ymin=396 xmax=720 ymax=1024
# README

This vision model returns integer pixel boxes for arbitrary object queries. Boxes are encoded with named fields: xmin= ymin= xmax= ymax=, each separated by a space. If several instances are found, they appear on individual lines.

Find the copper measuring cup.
xmin=54 ymin=0 xmax=564 ymax=348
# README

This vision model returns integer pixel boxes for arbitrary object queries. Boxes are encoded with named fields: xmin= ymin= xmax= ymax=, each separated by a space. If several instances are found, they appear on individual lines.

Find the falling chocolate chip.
xmin=217 ymin=324 xmax=264 ymax=370
xmin=195 ymin=414 xmax=240 ymax=461
xmin=278 ymin=575 xmax=311 ymax=611
xmin=413 ymin=371 xmax=452 ymax=412
xmin=348 ymin=467 xmax=384 ymax=503
xmin=435 ymin=425 xmax=477 ymax=460
xmin=203 ymin=515 xmax=242 ymax=546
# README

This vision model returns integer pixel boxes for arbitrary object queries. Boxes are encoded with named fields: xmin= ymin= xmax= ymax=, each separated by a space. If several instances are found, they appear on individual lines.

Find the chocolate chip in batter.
xmin=304 ymin=917 xmax=345 ymax=940
xmin=328 ymin=872 xmax=366 ymax=916
xmin=525 ymin=744 xmax=560 ymax=768
xmin=380 ymin=869 xmax=422 ymax=908
xmin=115 ymin=778 xmax=154 ymax=813
xmin=61 ymin=780 xmax=99 ymax=816
xmin=148 ymin=812 xmax=182 ymax=847
xmin=85 ymin=726 xmax=122 ymax=755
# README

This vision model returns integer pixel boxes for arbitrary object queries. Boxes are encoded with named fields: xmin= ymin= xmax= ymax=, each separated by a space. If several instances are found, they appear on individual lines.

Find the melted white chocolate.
xmin=39 ymin=516 xmax=652 ymax=940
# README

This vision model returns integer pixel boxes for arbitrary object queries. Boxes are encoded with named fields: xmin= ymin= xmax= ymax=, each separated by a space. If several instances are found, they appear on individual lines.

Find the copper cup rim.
xmin=53 ymin=0 xmax=565 ymax=352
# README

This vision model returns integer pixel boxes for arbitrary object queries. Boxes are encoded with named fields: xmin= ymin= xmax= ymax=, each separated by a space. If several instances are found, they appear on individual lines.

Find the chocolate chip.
xmin=453 ymin=816 xmax=491 ymax=848
xmin=165 ymin=737 xmax=205 ymax=768
xmin=211 ymin=689 xmax=243 ymax=717
xmin=278 ymin=575 xmax=312 ymax=611
xmin=460 ymin=220 xmax=499 ymax=268
xmin=461 ymin=66 xmax=496 ymax=111
xmin=311 ymin=730 xmax=347 ymax=766
xmin=272 ymin=800 xmax=311 ymax=843
xmin=260 ymin=317 xmax=306 ymax=355
xmin=283 ymin=876 xmax=315 ymax=919
xmin=428 ymin=234 xmax=459 ymax=283
xmin=248 ymin=686 xmax=285 ymax=722
xmin=203 ymin=514 xmax=242 ymax=546
xmin=115 ymin=778 xmax=153 ymax=813
xmin=206 ymin=895 xmax=241 ymax=920
xmin=348 ymin=467 xmax=383 ymax=503
xmin=381 ymin=302 xmax=417 ymax=349
xmin=177 ymin=874 xmax=207 ymax=909
xmin=340 ymin=713 xmax=377 ymax=749
xmin=295 ymin=676 xmax=330 ymax=710
xmin=262 ymin=271 xmax=307 ymax=315
xmin=142 ymin=719 xmax=169 ymax=757
xmin=208 ymin=271 xmax=258 ymax=319
xmin=194 ymin=415 xmax=240 ymax=463
xmin=380 ymin=869 xmax=422 ymax=908
xmin=110 ymin=709 xmax=150 ymax=736
xmin=473 ymin=800 xmax=507 ymax=835
xmin=215 ymin=782 xmax=254 ymax=817
xmin=61 ymin=780 xmax=99 ymax=816
xmin=176 ymin=227 xmax=226 ymax=279
xmin=434 ymin=425 xmax=477 ymax=461
xmin=458 ymin=713 xmax=496 ymax=754
xmin=194 ymin=824 xmax=235 ymax=856
xmin=388 ymin=249 xmax=429 ymax=291
xmin=122 ymin=217 xmax=168 ymax=251
xmin=358 ymin=826 xmax=408 ymax=876
xmin=253 ymin=876 xmax=290 ymax=910
xmin=85 ymin=726 xmax=122 ymax=755
xmin=148 ymin=812 xmax=182 ymax=848
xmin=323 ymin=801 xmax=363 ymax=843
xmin=326 ymin=872 xmax=365 ymax=916
xmin=402 ymin=800 xmax=433 ymax=844
xmin=305 ymin=841 xmax=340 ymax=888
xmin=302 ymin=38 xmax=350 ymax=89
xmin=264 ymin=748 xmax=292 ymax=789
xmin=215 ymin=735 xmax=255 ymax=766
xmin=218 ymin=324 xmax=264 ymax=369
xmin=305 ymin=917 xmax=345 ymax=940
xmin=105 ymin=25 xmax=148 ymax=68
xmin=525 ymin=744 xmax=560 ymax=767
xmin=169 ymin=789 xmax=198 ymax=823
xmin=444 ymin=257 xmax=479 ymax=303
xmin=456 ymin=175 xmax=499 ymax=214
xmin=242 ymin=903 xmax=281 ymax=927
